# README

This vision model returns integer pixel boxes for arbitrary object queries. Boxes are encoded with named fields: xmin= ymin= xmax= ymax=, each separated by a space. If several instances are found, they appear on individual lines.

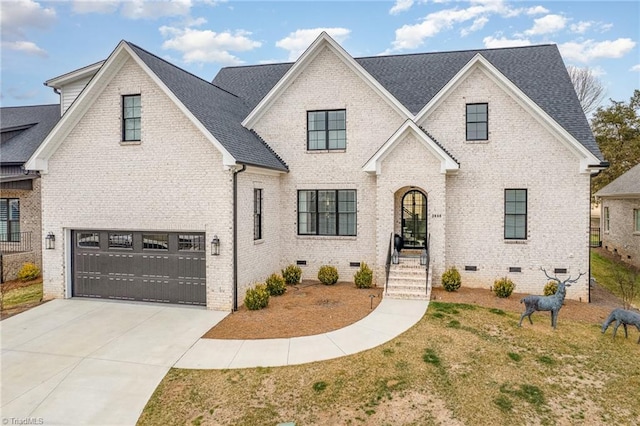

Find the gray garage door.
xmin=72 ymin=230 xmax=206 ymax=306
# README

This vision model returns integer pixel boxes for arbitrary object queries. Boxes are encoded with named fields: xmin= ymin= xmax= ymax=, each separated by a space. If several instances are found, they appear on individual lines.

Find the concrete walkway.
xmin=1 ymin=299 xmax=228 ymax=426
xmin=176 ymin=298 xmax=429 ymax=369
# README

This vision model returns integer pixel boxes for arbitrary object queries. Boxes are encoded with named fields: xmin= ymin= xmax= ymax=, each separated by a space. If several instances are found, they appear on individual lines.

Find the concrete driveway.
xmin=1 ymin=299 xmax=227 ymax=425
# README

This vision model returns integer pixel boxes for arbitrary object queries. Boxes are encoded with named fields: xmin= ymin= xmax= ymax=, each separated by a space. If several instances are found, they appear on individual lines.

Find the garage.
xmin=72 ymin=230 xmax=206 ymax=306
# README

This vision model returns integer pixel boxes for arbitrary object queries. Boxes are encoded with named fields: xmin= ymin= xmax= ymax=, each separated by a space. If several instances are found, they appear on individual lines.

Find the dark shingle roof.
xmin=1 ymin=104 xmax=60 ymax=164
xmin=126 ymin=43 xmax=288 ymax=171
xmin=213 ymin=44 xmax=602 ymax=161
xmin=595 ymin=162 xmax=640 ymax=197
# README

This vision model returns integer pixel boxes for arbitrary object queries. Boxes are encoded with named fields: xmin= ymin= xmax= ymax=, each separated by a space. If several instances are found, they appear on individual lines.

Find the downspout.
xmin=233 ymin=164 xmax=247 ymax=311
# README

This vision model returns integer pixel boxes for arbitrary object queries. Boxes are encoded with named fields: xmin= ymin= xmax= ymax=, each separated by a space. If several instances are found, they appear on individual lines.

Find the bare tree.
xmin=567 ymin=66 xmax=606 ymax=116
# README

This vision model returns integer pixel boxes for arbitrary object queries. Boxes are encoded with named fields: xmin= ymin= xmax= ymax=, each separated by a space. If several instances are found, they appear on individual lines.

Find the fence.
xmin=590 ymin=227 xmax=601 ymax=248
xmin=0 ymin=232 xmax=33 ymax=254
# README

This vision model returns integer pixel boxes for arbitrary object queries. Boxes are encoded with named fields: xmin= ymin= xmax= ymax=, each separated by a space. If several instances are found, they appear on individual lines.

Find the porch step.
xmin=385 ymin=260 xmax=430 ymax=301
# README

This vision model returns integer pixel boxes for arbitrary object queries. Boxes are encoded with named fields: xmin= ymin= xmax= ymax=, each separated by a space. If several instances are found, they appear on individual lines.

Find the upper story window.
xmin=466 ymin=103 xmax=488 ymax=141
xmin=504 ymin=189 xmax=527 ymax=240
xmin=0 ymin=198 xmax=20 ymax=242
xmin=298 ymin=189 xmax=356 ymax=236
xmin=307 ymin=110 xmax=346 ymax=150
xmin=123 ymin=95 xmax=141 ymax=141
xmin=254 ymin=189 xmax=263 ymax=240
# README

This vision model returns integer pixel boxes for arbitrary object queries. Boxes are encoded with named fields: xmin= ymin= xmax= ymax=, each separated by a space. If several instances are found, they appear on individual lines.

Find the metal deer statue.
xmin=601 ymin=308 xmax=640 ymax=343
xmin=519 ymin=268 xmax=585 ymax=329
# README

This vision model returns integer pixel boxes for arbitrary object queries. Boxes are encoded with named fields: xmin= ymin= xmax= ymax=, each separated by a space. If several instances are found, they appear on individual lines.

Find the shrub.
xmin=17 ymin=262 xmax=40 ymax=282
xmin=318 ymin=265 xmax=339 ymax=285
xmin=244 ymin=284 xmax=269 ymax=310
xmin=354 ymin=262 xmax=373 ymax=288
xmin=282 ymin=264 xmax=302 ymax=285
xmin=543 ymin=280 xmax=558 ymax=296
xmin=441 ymin=266 xmax=462 ymax=292
xmin=265 ymin=273 xmax=286 ymax=296
xmin=493 ymin=277 xmax=515 ymax=298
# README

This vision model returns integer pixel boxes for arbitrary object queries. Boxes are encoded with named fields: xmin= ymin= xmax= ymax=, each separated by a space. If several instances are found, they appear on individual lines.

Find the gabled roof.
xmin=45 ymin=60 xmax=105 ymax=88
xmin=127 ymin=43 xmax=287 ymax=171
xmin=214 ymin=42 xmax=603 ymax=163
xmin=241 ymin=32 xmax=412 ymax=128
xmin=363 ymin=120 xmax=459 ymax=175
xmin=595 ymin=163 xmax=640 ymax=198
xmin=27 ymin=41 xmax=287 ymax=173
xmin=1 ymin=104 xmax=60 ymax=164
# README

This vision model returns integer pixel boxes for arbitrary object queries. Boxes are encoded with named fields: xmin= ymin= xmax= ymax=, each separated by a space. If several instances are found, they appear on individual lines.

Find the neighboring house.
xmin=595 ymin=163 xmax=640 ymax=269
xmin=1 ymin=104 xmax=60 ymax=281
xmin=26 ymin=33 xmax=606 ymax=310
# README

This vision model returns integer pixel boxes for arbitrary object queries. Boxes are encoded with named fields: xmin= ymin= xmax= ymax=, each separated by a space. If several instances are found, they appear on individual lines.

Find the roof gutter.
xmin=232 ymin=164 xmax=247 ymax=311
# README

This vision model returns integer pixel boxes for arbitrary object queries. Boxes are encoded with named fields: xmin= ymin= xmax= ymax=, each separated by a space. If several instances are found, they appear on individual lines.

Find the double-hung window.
xmin=307 ymin=110 xmax=346 ymax=150
xmin=466 ymin=103 xmax=488 ymax=140
xmin=504 ymin=189 xmax=527 ymax=240
xmin=123 ymin=94 xmax=141 ymax=141
xmin=254 ymin=189 xmax=263 ymax=240
xmin=0 ymin=198 xmax=20 ymax=242
xmin=634 ymin=209 xmax=639 ymax=233
xmin=298 ymin=190 xmax=356 ymax=236
xmin=604 ymin=207 xmax=610 ymax=232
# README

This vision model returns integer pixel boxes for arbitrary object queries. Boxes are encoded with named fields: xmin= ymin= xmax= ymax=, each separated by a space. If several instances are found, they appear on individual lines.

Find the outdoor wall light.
xmin=420 ymin=248 xmax=428 ymax=266
xmin=211 ymin=235 xmax=220 ymax=256
xmin=45 ymin=232 xmax=55 ymax=250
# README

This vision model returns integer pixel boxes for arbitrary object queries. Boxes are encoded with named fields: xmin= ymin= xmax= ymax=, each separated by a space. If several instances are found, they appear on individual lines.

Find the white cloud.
xmin=483 ymin=36 xmax=531 ymax=48
xmin=559 ymin=38 xmax=636 ymax=63
xmin=461 ymin=16 xmax=489 ymax=37
xmin=276 ymin=28 xmax=350 ymax=61
xmin=72 ymin=0 xmax=194 ymax=19
xmin=2 ymin=40 xmax=48 ymax=57
xmin=72 ymin=1 xmax=120 ymax=14
xmin=570 ymin=21 xmax=593 ymax=34
xmin=388 ymin=1 xmax=519 ymax=52
xmin=121 ymin=0 xmax=192 ymax=19
xmin=390 ymin=0 xmax=414 ymax=15
xmin=524 ymin=14 xmax=567 ymax=36
xmin=160 ymin=26 xmax=261 ymax=65
xmin=0 ymin=0 xmax=56 ymax=39
xmin=631 ymin=64 xmax=640 ymax=72
xmin=526 ymin=6 xmax=548 ymax=15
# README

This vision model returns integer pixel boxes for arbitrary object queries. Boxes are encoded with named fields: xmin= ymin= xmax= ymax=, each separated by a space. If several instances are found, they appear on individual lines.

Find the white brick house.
xmin=27 ymin=33 xmax=606 ymax=310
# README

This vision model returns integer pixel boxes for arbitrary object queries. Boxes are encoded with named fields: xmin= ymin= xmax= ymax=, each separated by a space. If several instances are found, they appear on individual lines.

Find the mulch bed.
xmin=204 ymin=278 xmax=626 ymax=340
xmin=203 ymin=280 xmax=383 ymax=339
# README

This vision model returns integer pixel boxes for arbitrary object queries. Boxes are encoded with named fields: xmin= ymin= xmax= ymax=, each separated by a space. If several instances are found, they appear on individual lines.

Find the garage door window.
xmin=143 ymin=233 xmax=168 ymax=250
xmin=109 ymin=233 xmax=133 ymax=249
xmin=179 ymin=234 xmax=205 ymax=251
xmin=77 ymin=232 xmax=99 ymax=248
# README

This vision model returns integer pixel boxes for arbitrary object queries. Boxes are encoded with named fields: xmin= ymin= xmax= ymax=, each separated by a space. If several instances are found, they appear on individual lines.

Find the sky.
xmin=1 ymin=0 xmax=638 ymax=108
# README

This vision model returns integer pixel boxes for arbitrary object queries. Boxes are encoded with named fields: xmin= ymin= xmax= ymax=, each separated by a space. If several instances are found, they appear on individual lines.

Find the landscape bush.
xmin=543 ymin=281 xmax=558 ymax=296
xmin=318 ymin=265 xmax=339 ymax=285
xmin=354 ymin=262 xmax=373 ymax=288
xmin=493 ymin=277 xmax=515 ymax=298
xmin=17 ymin=262 xmax=40 ymax=282
xmin=282 ymin=264 xmax=302 ymax=285
xmin=265 ymin=273 xmax=286 ymax=296
xmin=441 ymin=266 xmax=462 ymax=292
xmin=244 ymin=284 xmax=270 ymax=310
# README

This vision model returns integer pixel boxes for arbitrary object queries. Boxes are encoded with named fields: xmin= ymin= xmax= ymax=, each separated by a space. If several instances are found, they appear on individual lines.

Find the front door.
xmin=402 ymin=190 xmax=427 ymax=248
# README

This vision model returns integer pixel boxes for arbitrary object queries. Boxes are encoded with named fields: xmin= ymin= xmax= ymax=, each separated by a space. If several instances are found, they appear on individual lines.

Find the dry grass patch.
xmin=1 ymin=278 xmax=44 ymax=319
xmin=139 ymin=301 xmax=639 ymax=425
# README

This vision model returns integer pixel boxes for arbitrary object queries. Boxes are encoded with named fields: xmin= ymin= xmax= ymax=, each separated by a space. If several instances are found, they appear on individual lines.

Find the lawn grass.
xmin=138 ymin=301 xmax=640 ymax=425
xmin=1 ymin=280 xmax=43 ymax=310
xmin=591 ymin=249 xmax=640 ymax=308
